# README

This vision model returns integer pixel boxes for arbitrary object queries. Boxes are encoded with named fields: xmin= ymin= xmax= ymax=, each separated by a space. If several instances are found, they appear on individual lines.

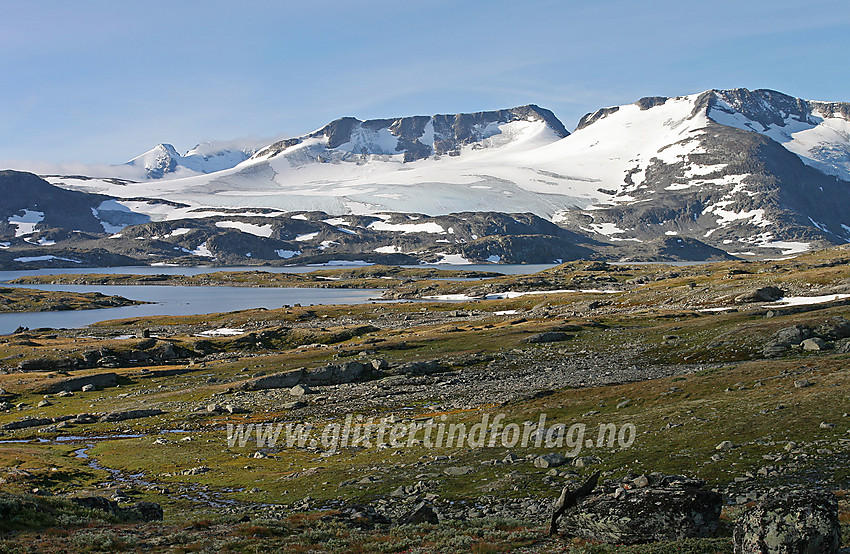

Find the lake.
xmin=0 ymin=263 xmax=557 ymax=335
xmin=0 ymin=284 xmax=384 ymax=335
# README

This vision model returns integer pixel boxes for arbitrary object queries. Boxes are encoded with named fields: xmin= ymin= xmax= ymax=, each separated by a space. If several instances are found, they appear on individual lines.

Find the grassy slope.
xmin=0 ymin=248 xmax=849 ymax=551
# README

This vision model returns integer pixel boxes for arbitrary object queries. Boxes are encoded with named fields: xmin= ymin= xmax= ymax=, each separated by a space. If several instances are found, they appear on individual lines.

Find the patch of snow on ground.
xmin=436 ymin=253 xmax=471 ymax=264
xmin=215 ymin=221 xmax=273 ymax=237
xmin=763 ymin=294 xmax=850 ymax=307
xmin=14 ymin=255 xmax=81 ymax=263
xmin=165 ymin=228 xmax=192 ymax=238
xmin=368 ymin=221 xmax=446 ymax=234
xmin=295 ymin=232 xmax=320 ymax=241
xmin=486 ymin=255 xmax=501 ymax=262
xmin=196 ymin=328 xmax=245 ymax=337
xmin=587 ymin=222 xmax=627 ymax=236
xmin=190 ymin=242 xmax=214 ymax=257
xmin=423 ymin=288 xmax=621 ymax=301
xmin=757 ymin=240 xmax=810 ymax=255
xmin=275 ymin=249 xmax=300 ymax=259
xmin=8 ymin=210 xmax=44 ymax=236
xmin=374 ymin=245 xmax=400 ymax=254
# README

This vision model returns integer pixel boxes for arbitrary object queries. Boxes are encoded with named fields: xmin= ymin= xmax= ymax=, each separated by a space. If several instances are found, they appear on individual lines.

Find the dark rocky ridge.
xmin=254 ymin=105 xmax=569 ymax=161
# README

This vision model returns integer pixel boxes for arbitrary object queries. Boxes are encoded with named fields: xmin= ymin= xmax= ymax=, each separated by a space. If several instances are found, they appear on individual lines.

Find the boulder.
xmin=443 ymin=466 xmax=475 ymax=476
xmin=572 ymin=455 xmax=602 ymax=468
xmin=118 ymin=502 xmax=163 ymax=521
xmin=735 ymin=286 xmax=784 ymax=303
xmin=100 ymin=409 xmax=165 ymax=422
xmin=399 ymin=501 xmax=439 ymax=525
xmin=559 ymin=474 xmax=722 ymax=544
xmin=304 ymin=361 xmax=365 ymax=384
xmin=525 ymin=331 xmax=572 ymax=344
xmin=72 ymin=496 xmax=163 ymax=522
xmin=2 ymin=417 xmax=54 ymax=430
xmin=801 ymin=337 xmax=830 ymax=351
xmin=768 ymin=325 xmax=813 ymax=348
xmin=71 ymin=496 xmax=117 ymax=513
xmin=534 ymin=453 xmax=568 ymax=468
xmin=241 ymin=368 xmax=304 ymax=390
xmin=733 ymin=490 xmax=840 ymax=554
xmin=40 ymin=373 xmax=118 ymax=394
xmin=289 ymin=384 xmax=310 ymax=397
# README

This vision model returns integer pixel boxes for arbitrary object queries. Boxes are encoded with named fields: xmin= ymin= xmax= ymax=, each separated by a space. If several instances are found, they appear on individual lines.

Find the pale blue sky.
xmin=2 ymin=0 xmax=849 ymax=167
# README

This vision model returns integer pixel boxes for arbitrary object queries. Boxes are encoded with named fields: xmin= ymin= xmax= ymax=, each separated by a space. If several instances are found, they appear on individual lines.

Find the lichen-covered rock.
xmin=559 ymin=473 xmax=722 ymax=544
xmin=733 ymin=490 xmax=840 ymax=554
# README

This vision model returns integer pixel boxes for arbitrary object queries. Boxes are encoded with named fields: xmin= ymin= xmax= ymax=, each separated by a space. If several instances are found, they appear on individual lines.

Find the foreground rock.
xmin=733 ymin=490 xmax=840 ymax=554
xmin=559 ymin=473 xmax=722 ymax=544
xmin=71 ymin=496 xmax=164 ymax=522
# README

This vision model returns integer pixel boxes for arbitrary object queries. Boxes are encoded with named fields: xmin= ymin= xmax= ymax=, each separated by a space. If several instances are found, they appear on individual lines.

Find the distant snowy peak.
xmin=253 ymin=104 xmax=568 ymax=162
xmin=126 ymin=143 xmax=182 ymax=179
xmin=126 ymin=141 xmax=258 ymax=179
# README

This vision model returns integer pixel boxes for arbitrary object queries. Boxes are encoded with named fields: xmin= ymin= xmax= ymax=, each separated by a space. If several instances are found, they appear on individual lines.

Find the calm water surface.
xmin=0 ymin=263 xmax=556 ymax=334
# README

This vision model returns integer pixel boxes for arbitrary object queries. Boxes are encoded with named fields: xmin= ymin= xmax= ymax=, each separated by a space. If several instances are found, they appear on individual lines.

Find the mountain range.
xmin=2 ymin=87 xmax=849 ymax=268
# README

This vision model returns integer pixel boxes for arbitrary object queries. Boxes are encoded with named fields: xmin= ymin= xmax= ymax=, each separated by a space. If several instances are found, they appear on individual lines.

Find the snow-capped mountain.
xmin=56 ymin=105 xmax=575 ymax=216
xmin=125 ymin=141 xmax=260 ymax=179
xmin=551 ymin=89 xmax=850 ymax=255
xmin=24 ymin=88 xmax=850 ymax=265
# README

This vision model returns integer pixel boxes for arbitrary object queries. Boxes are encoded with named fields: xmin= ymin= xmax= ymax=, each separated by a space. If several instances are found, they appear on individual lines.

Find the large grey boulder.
xmin=525 ymin=331 xmax=572 ymax=344
xmin=40 ymin=372 xmax=118 ymax=393
xmin=241 ymin=368 xmax=304 ymax=390
xmin=100 ymin=409 xmax=165 ymax=422
xmin=399 ymin=501 xmax=438 ymax=525
xmin=559 ymin=474 xmax=722 ymax=544
xmin=736 ymin=286 xmax=784 ymax=303
xmin=733 ymin=490 xmax=840 ymax=554
xmin=304 ymin=361 xmax=365 ymax=385
xmin=534 ymin=453 xmax=567 ymax=468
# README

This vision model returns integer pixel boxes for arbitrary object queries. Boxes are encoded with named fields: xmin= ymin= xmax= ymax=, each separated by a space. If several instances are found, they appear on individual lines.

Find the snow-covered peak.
xmin=126 ymin=143 xmax=182 ymax=179
xmin=125 ymin=140 xmax=262 ymax=179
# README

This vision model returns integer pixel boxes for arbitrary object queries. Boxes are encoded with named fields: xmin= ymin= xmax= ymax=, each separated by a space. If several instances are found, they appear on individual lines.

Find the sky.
xmin=2 ymin=0 xmax=849 ymax=170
